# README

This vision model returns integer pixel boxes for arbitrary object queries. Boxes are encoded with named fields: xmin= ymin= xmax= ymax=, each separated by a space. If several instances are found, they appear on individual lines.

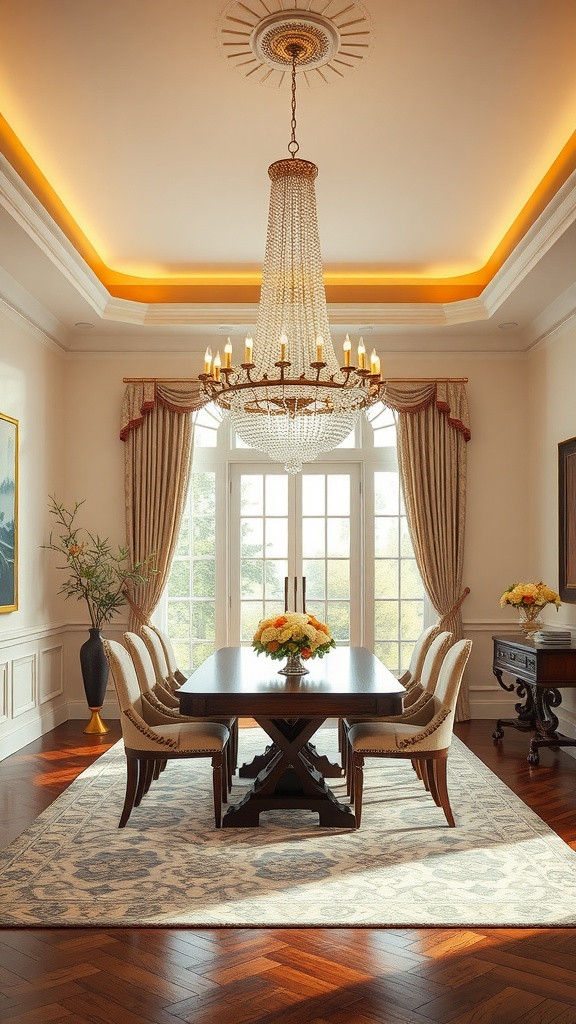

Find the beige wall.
xmin=1 ymin=321 xmax=575 ymax=756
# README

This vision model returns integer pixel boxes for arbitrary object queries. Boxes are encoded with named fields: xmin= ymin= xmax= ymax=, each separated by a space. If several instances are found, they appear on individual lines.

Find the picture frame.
xmin=558 ymin=435 xmax=576 ymax=604
xmin=0 ymin=412 xmax=18 ymax=613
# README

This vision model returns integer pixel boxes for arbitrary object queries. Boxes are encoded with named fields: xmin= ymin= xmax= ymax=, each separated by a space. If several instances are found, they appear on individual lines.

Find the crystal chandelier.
xmin=201 ymin=14 xmax=381 ymax=473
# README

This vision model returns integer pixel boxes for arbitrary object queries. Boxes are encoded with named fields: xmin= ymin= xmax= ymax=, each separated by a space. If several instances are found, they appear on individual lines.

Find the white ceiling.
xmin=0 ymin=0 xmax=575 ymax=352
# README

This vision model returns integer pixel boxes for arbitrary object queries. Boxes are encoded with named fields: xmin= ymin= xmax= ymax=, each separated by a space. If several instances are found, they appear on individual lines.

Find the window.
xmin=163 ymin=403 xmax=426 ymax=674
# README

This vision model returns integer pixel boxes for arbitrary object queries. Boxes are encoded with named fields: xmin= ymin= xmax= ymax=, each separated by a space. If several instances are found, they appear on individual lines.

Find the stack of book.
xmin=533 ymin=629 xmax=573 ymax=646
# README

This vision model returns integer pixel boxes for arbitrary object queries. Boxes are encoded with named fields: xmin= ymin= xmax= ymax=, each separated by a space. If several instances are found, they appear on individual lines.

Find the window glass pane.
xmin=242 ymin=602 xmax=264 ymax=641
xmin=241 ymin=559 xmax=263 ymax=598
xmin=302 ymin=475 xmax=325 ymax=516
xmin=375 ymin=559 xmax=399 ymax=599
xmin=375 ymin=600 xmax=399 ymax=639
xmin=303 ymin=560 xmax=325 ymax=599
xmin=240 ymin=475 xmax=263 ymax=515
xmin=400 ymin=518 xmax=415 ymax=557
xmin=327 ymin=601 xmax=350 ymax=641
xmin=168 ymin=601 xmax=190 ymax=639
xmin=173 ymin=641 xmax=191 ymax=674
xmin=168 ymin=561 xmax=189 ymax=598
xmin=327 ymin=518 xmax=349 ymax=557
xmin=401 ymin=559 xmax=423 ymax=599
xmin=265 ymin=559 xmax=288 ymax=599
xmin=265 ymin=474 xmax=288 ymax=515
xmin=375 ymin=517 xmax=398 ymax=558
xmin=175 ymin=517 xmax=190 ymax=556
xmin=306 ymin=600 xmax=326 ymax=621
xmin=193 ymin=561 xmax=215 ymax=598
xmin=373 ymin=425 xmax=397 ymax=448
xmin=327 ymin=476 xmax=349 ymax=516
xmin=401 ymin=601 xmax=424 ymax=641
xmin=193 ymin=517 xmax=215 ymax=556
xmin=265 ymin=517 xmax=288 ymax=557
xmin=375 ymin=641 xmax=399 ymax=672
xmin=192 ymin=473 xmax=216 ymax=516
xmin=302 ymin=518 xmax=325 ymax=557
xmin=192 ymin=602 xmax=215 ymax=641
xmin=327 ymin=560 xmax=349 ymax=599
xmin=191 ymin=642 xmax=214 ymax=670
xmin=374 ymin=472 xmax=399 ymax=515
xmin=193 ymin=425 xmax=218 ymax=448
xmin=241 ymin=518 xmax=263 ymax=557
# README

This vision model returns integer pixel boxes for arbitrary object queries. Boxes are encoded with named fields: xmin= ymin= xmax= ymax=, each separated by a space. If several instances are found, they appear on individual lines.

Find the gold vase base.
xmin=84 ymin=708 xmax=109 ymax=735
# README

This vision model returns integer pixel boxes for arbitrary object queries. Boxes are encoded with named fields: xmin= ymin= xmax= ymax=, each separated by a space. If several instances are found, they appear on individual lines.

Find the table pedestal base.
xmin=223 ymin=716 xmax=354 ymax=828
xmin=492 ymin=669 xmax=576 ymax=764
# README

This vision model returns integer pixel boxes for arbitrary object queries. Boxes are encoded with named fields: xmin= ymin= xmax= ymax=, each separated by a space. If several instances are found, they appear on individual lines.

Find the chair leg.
xmin=212 ymin=753 xmax=224 ymax=828
xmin=425 ymin=758 xmax=441 ymax=807
xmin=433 ymin=755 xmax=455 ymax=827
xmin=231 ymin=718 xmax=238 ymax=774
xmin=352 ymin=753 xmax=364 ymax=827
xmin=119 ymin=755 xmax=139 ymax=828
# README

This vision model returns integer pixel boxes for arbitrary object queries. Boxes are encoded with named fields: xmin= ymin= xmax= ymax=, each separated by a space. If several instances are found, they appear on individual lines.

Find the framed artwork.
xmin=559 ymin=436 xmax=576 ymax=604
xmin=0 ymin=412 xmax=18 ymax=613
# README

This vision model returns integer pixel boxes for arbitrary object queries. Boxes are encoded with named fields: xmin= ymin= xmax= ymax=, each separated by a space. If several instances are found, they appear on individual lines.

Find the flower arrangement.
xmin=253 ymin=611 xmax=336 ymax=662
xmin=43 ymin=497 xmax=155 ymax=629
xmin=500 ymin=582 xmax=561 ymax=610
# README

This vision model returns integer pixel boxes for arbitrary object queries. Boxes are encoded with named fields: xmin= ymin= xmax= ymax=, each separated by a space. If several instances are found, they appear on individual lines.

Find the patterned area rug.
xmin=2 ymin=728 xmax=576 ymax=928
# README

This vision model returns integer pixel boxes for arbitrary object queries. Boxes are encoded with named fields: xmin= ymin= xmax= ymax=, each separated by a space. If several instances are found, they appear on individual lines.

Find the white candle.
xmin=204 ymin=346 xmax=212 ymax=375
xmin=213 ymin=351 xmax=221 ymax=381
xmin=224 ymin=338 xmax=232 ymax=368
xmin=357 ymin=337 xmax=366 ymax=370
xmin=343 ymin=334 xmax=351 ymax=367
xmin=244 ymin=334 xmax=253 ymax=363
xmin=280 ymin=333 xmax=288 ymax=361
xmin=370 ymin=349 xmax=380 ymax=376
xmin=316 ymin=335 xmax=324 ymax=362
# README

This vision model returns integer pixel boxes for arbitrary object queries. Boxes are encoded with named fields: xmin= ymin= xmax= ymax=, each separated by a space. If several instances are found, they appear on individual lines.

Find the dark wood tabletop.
xmin=178 ymin=646 xmax=405 ymax=719
xmin=178 ymin=647 xmax=405 ymax=828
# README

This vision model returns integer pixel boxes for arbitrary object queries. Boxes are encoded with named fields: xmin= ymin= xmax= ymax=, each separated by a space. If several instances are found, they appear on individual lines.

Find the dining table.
xmin=177 ymin=646 xmax=405 ymax=828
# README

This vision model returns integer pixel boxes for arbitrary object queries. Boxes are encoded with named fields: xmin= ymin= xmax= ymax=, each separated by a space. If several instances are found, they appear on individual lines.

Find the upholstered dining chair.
xmin=140 ymin=624 xmax=178 ymax=701
xmin=103 ymin=638 xmax=229 ymax=828
xmin=397 ymin=622 xmax=444 ymax=691
xmin=149 ymin=623 xmax=188 ymax=686
xmin=347 ymin=638 xmax=473 ymax=828
xmin=340 ymin=630 xmax=454 ymax=779
xmin=124 ymin=630 xmax=236 ymax=788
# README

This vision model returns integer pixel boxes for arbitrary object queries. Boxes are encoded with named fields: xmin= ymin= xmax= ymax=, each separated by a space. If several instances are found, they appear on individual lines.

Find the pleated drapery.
xmin=121 ymin=382 xmax=207 ymax=632
xmin=382 ymin=381 xmax=471 ymax=720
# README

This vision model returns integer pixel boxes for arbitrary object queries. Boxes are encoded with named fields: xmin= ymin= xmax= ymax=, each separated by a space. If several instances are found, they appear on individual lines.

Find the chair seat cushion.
xmin=154 ymin=722 xmax=229 ymax=752
xmin=347 ymin=720 xmax=446 ymax=753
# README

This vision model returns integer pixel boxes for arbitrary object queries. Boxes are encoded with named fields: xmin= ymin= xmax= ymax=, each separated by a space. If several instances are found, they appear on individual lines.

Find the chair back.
xmin=150 ymin=625 xmax=187 ymax=683
xmin=434 ymin=638 xmax=473 ymax=712
xmin=124 ymin=631 xmax=157 ymax=696
xmin=401 ymin=623 xmax=443 ymax=685
xmin=140 ymin=625 xmax=171 ymax=685
xmin=419 ymin=631 xmax=454 ymax=696
xmin=103 ymin=638 xmax=144 ymax=713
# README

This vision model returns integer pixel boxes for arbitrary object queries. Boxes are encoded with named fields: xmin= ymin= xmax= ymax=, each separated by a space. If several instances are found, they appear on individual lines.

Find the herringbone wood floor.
xmin=1 ymin=719 xmax=575 ymax=1024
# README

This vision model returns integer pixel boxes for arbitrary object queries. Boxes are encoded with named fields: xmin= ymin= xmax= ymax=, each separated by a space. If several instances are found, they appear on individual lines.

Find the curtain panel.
xmin=121 ymin=382 xmax=208 ymax=632
xmin=380 ymin=381 xmax=471 ymax=720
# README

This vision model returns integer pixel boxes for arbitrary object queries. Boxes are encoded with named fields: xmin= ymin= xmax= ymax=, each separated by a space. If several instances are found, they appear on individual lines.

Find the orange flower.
xmin=273 ymin=616 xmax=288 ymax=628
xmin=267 ymin=640 xmax=280 ymax=652
xmin=301 ymin=648 xmax=312 ymax=659
xmin=522 ymin=596 xmax=535 ymax=604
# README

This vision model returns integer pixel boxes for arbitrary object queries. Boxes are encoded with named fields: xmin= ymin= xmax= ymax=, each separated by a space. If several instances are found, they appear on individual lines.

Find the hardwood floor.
xmin=1 ymin=719 xmax=576 ymax=1023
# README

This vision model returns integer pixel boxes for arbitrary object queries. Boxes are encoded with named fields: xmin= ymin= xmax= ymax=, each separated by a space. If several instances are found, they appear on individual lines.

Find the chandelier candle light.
xmin=200 ymin=13 xmax=381 ymax=473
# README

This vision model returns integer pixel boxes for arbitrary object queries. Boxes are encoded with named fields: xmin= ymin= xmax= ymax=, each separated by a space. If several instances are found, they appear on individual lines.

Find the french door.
xmin=228 ymin=463 xmax=362 ymax=646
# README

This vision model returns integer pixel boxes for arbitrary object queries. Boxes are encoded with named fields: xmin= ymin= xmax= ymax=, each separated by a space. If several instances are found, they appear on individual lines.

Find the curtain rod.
xmin=122 ymin=376 xmax=469 ymax=384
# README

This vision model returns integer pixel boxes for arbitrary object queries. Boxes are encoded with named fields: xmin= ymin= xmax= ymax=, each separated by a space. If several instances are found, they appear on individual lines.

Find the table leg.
xmin=492 ymin=672 xmax=536 ymax=739
xmin=238 ymin=737 xmax=342 ymax=779
xmin=223 ymin=716 xmax=355 ymax=828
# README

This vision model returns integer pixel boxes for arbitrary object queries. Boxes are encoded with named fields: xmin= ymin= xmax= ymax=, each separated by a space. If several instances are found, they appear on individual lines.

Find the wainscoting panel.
xmin=0 ymin=661 xmax=8 ymax=724
xmin=12 ymin=654 xmax=36 ymax=717
xmin=39 ymin=644 xmax=64 ymax=704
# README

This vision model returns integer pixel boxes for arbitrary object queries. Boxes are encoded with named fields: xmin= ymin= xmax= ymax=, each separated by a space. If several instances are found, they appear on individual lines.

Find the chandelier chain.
xmin=288 ymin=49 xmax=300 ymax=158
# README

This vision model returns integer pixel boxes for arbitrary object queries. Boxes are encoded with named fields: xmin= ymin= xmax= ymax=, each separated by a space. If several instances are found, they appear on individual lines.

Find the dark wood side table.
xmin=492 ymin=634 xmax=576 ymax=764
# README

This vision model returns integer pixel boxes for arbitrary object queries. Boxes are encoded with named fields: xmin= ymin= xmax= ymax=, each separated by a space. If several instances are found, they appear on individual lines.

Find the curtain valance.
xmin=379 ymin=381 xmax=471 ymax=441
xmin=120 ymin=381 xmax=207 ymax=441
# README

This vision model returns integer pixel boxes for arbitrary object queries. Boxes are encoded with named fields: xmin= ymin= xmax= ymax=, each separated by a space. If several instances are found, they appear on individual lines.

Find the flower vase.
xmin=517 ymin=604 xmax=544 ymax=635
xmin=278 ymin=653 xmax=309 ymax=677
xmin=79 ymin=628 xmax=110 ymax=734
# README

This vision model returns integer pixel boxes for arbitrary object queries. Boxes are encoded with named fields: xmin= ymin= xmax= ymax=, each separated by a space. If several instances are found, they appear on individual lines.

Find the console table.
xmin=492 ymin=634 xmax=576 ymax=764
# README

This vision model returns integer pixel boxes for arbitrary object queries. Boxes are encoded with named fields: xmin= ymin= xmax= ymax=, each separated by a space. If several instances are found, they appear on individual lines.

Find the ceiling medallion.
xmin=217 ymin=1 xmax=373 ymax=87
